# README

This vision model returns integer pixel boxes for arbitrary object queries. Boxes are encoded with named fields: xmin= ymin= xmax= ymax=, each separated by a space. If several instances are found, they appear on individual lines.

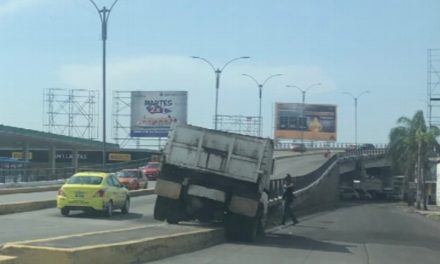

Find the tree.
xmin=388 ymin=110 xmax=440 ymax=209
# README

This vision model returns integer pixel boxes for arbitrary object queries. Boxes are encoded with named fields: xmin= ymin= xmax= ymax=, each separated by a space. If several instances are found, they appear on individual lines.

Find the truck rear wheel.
xmin=154 ymin=196 xmax=168 ymax=221
xmin=154 ymin=196 xmax=186 ymax=224
xmin=225 ymin=212 xmax=260 ymax=242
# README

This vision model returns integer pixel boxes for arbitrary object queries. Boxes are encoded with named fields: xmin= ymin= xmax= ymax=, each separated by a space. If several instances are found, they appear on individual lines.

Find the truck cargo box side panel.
xmin=164 ymin=124 xmax=273 ymax=184
xmin=168 ymin=145 xmax=199 ymax=167
xmin=228 ymin=159 xmax=260 ymax=183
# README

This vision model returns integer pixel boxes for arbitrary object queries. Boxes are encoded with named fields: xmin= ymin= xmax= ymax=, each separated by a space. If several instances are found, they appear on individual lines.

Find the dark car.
xmin=291 ymin=143 xmax=307 ymax=153
xmin=358 ymin=144 xmax=375 ymax=151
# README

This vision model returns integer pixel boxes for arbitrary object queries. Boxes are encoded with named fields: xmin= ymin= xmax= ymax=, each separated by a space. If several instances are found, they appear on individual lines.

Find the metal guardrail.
xmin=338 ymin=149 xmax=388 ymax=162
xmin=275 ymin=142 xmax=388 ymax=150
xmin=0 ymin=158 xmax=150 ymax=184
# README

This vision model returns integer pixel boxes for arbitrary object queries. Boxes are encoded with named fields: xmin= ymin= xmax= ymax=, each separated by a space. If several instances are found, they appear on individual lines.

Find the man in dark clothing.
xmin=282 ymin=177 xmax=299 ymax=225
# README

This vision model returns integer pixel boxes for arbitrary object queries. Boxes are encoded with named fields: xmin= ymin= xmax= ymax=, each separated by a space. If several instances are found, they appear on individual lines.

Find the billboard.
xmin=130 ymin=91 xmax=188 ymax=137
xmin=275 ymin=103 xmax=337 ymax=141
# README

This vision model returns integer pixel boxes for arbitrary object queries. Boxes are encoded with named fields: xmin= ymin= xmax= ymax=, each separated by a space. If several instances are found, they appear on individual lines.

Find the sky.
xmin=0 ymin=0 xmax=439 ymax=145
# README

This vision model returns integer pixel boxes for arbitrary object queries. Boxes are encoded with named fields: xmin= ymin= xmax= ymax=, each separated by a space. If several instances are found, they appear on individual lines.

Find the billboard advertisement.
xmin=274 ymin=103 xmax=337 ymax=141
xmin=130 ymin=91 xmax=188 ymax=137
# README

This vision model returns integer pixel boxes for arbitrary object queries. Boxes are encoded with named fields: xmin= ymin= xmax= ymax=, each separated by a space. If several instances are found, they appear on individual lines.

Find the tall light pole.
xmin=88 ymin=0 xmax=120 ymax=169
xmin=343 ymin=90 xmax=371 ymax=146
xmin=191 ymin=56 xmax=250 ymax=130
xmin=286 ymin=83 xmax=322 ymax=104
xmin=242 ymin=73 xmax=282 ymax=137
xmin=286 ymin=83 xmax=321 ymax=142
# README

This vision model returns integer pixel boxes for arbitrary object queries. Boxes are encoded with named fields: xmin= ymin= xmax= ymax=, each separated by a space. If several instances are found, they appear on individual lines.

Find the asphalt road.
xmin=0 ymin=181 xmax=157 ymax=204
xmin=273 ymin=153 xmax=330 ymax=179
xmin=0 ymin=194 xmax=158 ymax=244
xmin=0 ymin=154 xmax=327 ymax=244
xmin=149 ymin=203 xmax=440 ymax=264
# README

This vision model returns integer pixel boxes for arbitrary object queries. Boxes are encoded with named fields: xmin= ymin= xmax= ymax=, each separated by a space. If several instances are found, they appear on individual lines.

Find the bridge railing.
xmin=268 ymin=149 xmax=387 ymax=203
xmin=268 ymin=155 xmax=338 ymax=200
xmin=275 ymin=142 xmax=388 ymax=151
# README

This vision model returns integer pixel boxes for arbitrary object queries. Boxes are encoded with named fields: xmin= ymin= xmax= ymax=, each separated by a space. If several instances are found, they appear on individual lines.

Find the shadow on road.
xmin=66 ymin=211 xmax=144 ymax=220
xmin=252 ymin=233 xmax=354 ymax=254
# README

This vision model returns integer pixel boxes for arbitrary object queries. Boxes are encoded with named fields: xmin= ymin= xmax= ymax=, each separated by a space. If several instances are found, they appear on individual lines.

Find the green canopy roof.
xmin=0 ymin=124 xmax=119 ymax=150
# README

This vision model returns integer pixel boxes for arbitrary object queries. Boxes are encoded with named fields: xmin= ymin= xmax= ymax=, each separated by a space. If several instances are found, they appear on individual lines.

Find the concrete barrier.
xmin=1 ymin=226 xmax=225 ymax=264
xmin=0 ymin=200 xmax=56 ymax=215
xmin=0 ymin=186 xmax=61 ymax=196
xmin=0 ymin=188 xmax=155 ymax=216
xmin=0 ymin=255 xmax=17 ymax=264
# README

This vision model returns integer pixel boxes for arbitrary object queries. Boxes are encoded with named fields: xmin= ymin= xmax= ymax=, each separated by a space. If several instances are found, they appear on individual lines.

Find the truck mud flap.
xmin=187 ymin=185 xmax=226 ymax=203
xmin=155 ymin=179 xmax=182 ymax=200
xmin=228 ymin=195 xmax=259 ymax=218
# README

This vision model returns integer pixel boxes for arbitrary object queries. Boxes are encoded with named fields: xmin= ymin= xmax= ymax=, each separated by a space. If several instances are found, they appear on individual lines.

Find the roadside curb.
xmin=0 ymin=185 xmax=61 ymax=196
xmin=0 ymin=226 xmax=225 ymax=264
xmin=0 ymin=188 xmax=156 ymax=216
xmin=0 ymin=255 xmax=17 ymax=264
xmin=0 ymin=200 xmax=56 ymax=216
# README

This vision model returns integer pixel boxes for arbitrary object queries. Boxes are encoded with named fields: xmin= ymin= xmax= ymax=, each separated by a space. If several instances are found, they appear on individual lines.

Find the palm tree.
xmin=388 ymin=110 xmax=440 ymax=209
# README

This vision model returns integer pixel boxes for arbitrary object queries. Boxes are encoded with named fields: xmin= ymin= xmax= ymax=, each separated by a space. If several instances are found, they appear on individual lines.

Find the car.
xmin=339 ymin=187 xmax=360 ymax=200
xmin=344 ymin=144 xmax=357 ymax=152
xmin=354 ymin=188 xmax=373 ymax=200
xmin=116 ymin=169 xmax=148 ymax=190
xmin=141 ymin=161 xmax=161 ymax=180
xmin=57 ymin=171 xmax=130 ymax=217
xmin=358 ymin=144 xmax=375 ymax=151
xmin=291 ymin=143 xmax=307 ymax=153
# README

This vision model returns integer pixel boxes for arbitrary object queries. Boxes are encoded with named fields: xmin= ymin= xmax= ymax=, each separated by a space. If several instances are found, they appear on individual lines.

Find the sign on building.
xmin=274 ymin=103 xmax=337 ymax=141
xmin=130 ymin=91 xmax=188 ymax=137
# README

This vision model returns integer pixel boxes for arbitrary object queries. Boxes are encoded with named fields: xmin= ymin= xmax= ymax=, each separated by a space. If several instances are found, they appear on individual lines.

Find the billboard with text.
xmin=274 ymin=103 xmax=337 ymax=141
xmin=130 ymin=91 xmax=188 ymax=137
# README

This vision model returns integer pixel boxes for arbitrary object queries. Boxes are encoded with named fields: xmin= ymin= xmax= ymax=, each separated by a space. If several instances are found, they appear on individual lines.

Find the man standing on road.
xmin=282 ymin=174 xmax=299 ymax=225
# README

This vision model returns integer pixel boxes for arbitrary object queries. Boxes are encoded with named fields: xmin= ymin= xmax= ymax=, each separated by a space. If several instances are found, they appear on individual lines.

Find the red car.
xmin=116 ymin=169 xmax=148 ymax=190
xmin=141 ymin=161 xmax=161 ymax=180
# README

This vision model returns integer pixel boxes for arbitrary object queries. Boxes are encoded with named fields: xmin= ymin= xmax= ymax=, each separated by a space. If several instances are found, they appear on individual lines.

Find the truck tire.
xmin=242 ymin=217 xmax=259 ymax=242
xmin=225 ymin=209 xmax=262 ymax=242
xmin=154 ymin=196 xmax=186 ymax=224
xmin=154 ymin=196 xmax=168 ymax=221
xmin=166 ymin=198 xmax=187 ymax=224
xmin=225 ymin=212 xmax=240 ymax=241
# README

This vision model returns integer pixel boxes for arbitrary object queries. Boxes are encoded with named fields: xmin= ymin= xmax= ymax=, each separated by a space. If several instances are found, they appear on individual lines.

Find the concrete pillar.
xmin=72 ymin=149 xmax=79 ymax=173
xmin=21 ymin=144 xmax=30 ymax=161
xmin=49 ymin=146 xmax=56 ymax=179
xmin=21 ymin=144 xmax=30 ymax=182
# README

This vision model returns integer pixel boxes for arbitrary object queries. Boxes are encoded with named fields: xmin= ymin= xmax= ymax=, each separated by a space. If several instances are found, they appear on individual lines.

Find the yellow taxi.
xmin=57 ymin=171 xmax=130 ymax=217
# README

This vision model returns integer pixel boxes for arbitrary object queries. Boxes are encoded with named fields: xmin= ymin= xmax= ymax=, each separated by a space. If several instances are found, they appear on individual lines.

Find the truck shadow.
xmin=250 ymin=233 xmax=354 ymax=253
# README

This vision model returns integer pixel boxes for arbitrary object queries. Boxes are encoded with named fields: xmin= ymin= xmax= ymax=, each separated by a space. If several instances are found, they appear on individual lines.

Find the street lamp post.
xmin=242 ymin=74 xmax=282 ymax=137
xmin=286 ymin=83 xmax=321 ymax=142
xmin=343 ymin=91 xmax=371 ymax=146
xmin=286 ymin=83 xmax=322 ymax=104
xmin=88 ymin=0 xmax=120 ymax=169
xmin=191 ymin=56 xmax=250 ymax=130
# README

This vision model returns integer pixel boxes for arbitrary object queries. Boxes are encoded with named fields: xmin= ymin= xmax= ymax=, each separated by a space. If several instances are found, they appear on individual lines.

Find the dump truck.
xmin=154 ymin=124 xmax=274 ymax=241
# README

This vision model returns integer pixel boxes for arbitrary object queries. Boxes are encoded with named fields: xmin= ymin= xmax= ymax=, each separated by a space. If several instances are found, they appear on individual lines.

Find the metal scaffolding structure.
xmin=216 ymin=114 xmax=261 ymax=137
xmin=43 ymin=88 xmax=98 ymax=139
xmin=112 ymin=90 xmax=165 ymax=149
xmin=427 ymin=49 xmax=440 ymax=127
